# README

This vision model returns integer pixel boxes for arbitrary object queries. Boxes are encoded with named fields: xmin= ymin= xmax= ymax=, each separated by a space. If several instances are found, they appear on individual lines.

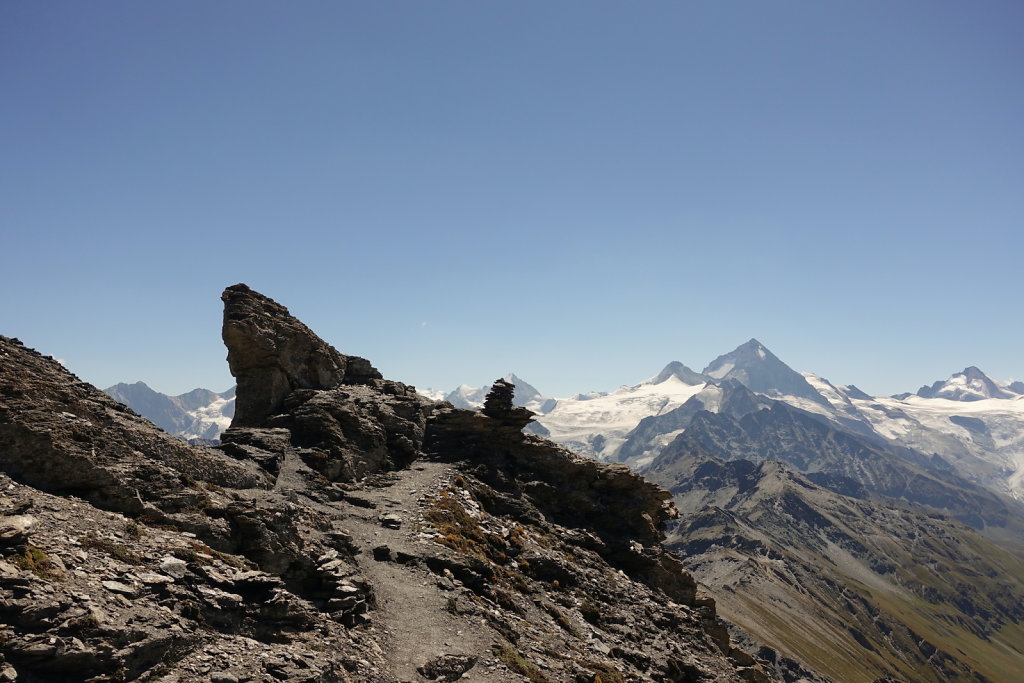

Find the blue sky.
xmin=2 ymin=1 xmax=1022 ymax=398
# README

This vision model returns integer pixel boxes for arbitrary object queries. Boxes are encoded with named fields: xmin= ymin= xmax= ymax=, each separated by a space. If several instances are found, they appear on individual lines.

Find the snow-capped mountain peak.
xmin=504 ymin=373 xmax=544 ymax=403
xmin=646 ymin=361 xmax=707 ymax=386
xmin=444 ymin=384 xmax=487 ymax=409
xmin=701 ymin=339 xmax=829 ymax=406
xmin=916 ymin=366 xmax=1020 ymax=402
xmin=414 ymin=387 xmax=448 ymax=401
xmin=104 ymin=382 xmax=235 ymax=441
xmin=443 ymin=374 xmax=553 ymax=413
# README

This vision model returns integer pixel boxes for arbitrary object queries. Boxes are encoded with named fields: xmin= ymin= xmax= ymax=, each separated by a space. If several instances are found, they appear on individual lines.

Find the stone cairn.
xmin=482 ymin=379 xmax=516 ymax=417
xmin=481 ymin=378 xmax=534 ymax=430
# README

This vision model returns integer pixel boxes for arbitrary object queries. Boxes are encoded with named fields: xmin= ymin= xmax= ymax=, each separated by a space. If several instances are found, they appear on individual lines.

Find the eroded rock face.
xmin=425 ymin=404 xmax=697 ymax=605
xmin=222 ymin=283 xmax=382 ymax=428
xmin=0 ymin=336 xmax=268 ymax=517
xmin=219 ymin=285 xmax=435 ymax=483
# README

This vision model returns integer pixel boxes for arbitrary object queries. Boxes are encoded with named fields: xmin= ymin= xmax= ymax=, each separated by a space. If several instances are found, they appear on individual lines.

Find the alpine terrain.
xmin=437 ymin=339 xmax=1024 ymax=681
xmin=104 ymin=382 xmax=236 ymax=442
xmin=71 ymin=307 xmax=1024 ymax=681
xmin=0 ymin=285 xmax=782 ymax=682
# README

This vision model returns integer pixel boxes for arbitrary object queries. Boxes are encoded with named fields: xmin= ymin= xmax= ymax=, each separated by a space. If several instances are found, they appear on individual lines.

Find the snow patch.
xmin=535 ymin=377 xmax=707 ymax=460
xmin=705 ymin=362 xmax=734 ymax=380
xmin=416 ymin=388 xmax=447 ymax=401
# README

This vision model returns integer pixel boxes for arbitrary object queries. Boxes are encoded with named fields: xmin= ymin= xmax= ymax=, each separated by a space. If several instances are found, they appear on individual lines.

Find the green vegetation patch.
xmin=424 ymin=489 xmax=489 ymax=558
xmin=492 ymin=643 xmax=550 ymax=683
xmin=81 ymin=532 xmax=144 ymax=565
xmin=12 ymin=545 xmax=63 ymax=580
xmin=582 ymin=660 xmax=625 ymax=683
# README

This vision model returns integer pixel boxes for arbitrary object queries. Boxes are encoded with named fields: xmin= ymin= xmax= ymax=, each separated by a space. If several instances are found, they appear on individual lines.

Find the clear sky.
xmin=2 ymin=1 xmax=1022 ymax=398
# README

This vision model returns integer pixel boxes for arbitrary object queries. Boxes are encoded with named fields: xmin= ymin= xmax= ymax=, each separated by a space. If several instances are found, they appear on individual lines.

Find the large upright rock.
xmin=220 ymin=284 xmax=434 ymax=482
xmin=222 ymin=283 xmax=382 ymax=427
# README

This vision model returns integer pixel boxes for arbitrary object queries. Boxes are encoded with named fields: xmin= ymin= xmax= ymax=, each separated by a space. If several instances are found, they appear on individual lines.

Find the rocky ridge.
xmin=645 ymin=449 xmax=1024 ymax=682
xmin=0 ymin=285 xmax=772 ymax=682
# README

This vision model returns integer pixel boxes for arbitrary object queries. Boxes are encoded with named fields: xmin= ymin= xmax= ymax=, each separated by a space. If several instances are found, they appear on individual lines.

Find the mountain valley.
xmin=650 ymin=454 xmax=1024 ymax=682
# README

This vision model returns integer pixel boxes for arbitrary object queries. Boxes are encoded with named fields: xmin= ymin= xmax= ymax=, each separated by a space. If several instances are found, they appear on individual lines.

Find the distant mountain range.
xmin=441 ymin=373 xmax=556 ymax=414
xmin=420 ymin=342 xmax=1024 ymax=680
xmin=111 ymin=340 xmax=1024 ymax=503
xmin=100 ymin=332 xmax=1024 ymax=680
xmin=433 ymin=344 xmax=1024 ymax=502
xmin=103 ymin=381 xmax=235 ymax=442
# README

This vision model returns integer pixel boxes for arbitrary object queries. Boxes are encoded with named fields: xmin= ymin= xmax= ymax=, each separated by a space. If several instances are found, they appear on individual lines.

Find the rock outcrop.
xmin=425 ymin=401 xmax=696 ymax=605
xmin=0 ymin=286 xmax=773 ymax=682
xmin=220 ymin=283 xmax=433 ymax=481
xmin=222 ymin=283 xmax=382 ymax=428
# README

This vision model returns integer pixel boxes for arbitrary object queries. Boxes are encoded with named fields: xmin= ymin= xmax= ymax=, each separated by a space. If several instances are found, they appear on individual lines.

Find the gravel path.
xmin=342 ymin=460 xmax=523 ymax=682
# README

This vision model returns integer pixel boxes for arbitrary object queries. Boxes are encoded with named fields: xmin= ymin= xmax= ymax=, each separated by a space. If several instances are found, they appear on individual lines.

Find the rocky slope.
xmin=0 ymin=285 xmax=773 ymax=682
xmin=645 ymin=451 xmax=1024 ymax=682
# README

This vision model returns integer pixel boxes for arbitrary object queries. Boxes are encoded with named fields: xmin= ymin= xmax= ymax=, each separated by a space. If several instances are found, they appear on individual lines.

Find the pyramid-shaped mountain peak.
xmin=504 ymin=373 xmax=544 ymax=401
xmin=701 ymin=339 xmax=828 ymax=406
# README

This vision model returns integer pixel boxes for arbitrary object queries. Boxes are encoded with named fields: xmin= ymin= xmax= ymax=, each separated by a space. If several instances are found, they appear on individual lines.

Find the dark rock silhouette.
xmin=222 ymin=283 xmax=381 ymax=428
xmin=480 ymin=377 xmax=535 ymax=430
xmin=220 ymin=283 xmax=432 ymax=481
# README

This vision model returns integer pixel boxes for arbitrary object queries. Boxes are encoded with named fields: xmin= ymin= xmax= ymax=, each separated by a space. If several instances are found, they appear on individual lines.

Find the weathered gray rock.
xmin=159 ymin=555 xmax=188 ymax=578
xmin=0 ymin=336 xmax=269 ymax=520
xmin=417 ymin=653 xmax=476 ymax=681
xmin=219 ymin=285 xmax=435 ymax=483
xmin=222 ymin=283 xmax=381 ymax=428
